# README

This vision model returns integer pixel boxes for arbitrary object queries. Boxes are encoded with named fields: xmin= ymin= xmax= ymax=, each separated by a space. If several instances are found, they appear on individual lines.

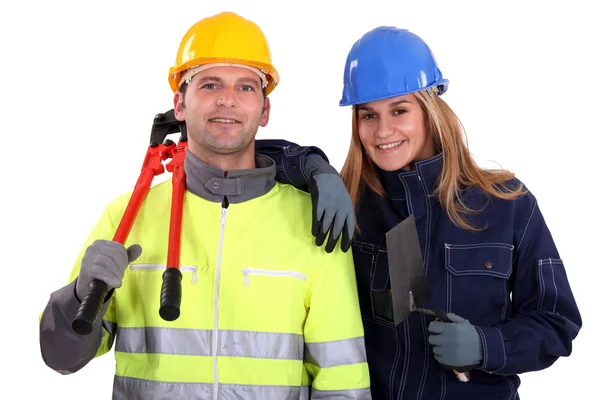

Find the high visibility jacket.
xmin=39 ymin=153 xmax=371 ymax=399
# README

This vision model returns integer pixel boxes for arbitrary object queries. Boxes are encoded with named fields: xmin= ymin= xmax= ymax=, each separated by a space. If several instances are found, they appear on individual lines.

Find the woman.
xmin=256 ymin=26 xmax=582 ymax=399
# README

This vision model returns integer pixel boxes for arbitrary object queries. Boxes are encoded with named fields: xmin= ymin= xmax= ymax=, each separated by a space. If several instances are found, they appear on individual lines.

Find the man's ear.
xmin=259 ymin=97 xmax=271 ymax=127
xmin=173 ymin=91 xmax=185 ymax=121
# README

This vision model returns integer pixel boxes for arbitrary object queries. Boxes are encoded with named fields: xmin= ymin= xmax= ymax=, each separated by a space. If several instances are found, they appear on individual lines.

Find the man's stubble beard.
xmin=188 ymin=119 xmax=258 ymax=158
xmin=199 ymin=128 xmax=252 ymax=154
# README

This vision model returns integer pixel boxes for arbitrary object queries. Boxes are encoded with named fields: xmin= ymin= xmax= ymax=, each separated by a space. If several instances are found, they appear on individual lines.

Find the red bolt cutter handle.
xmin=72 ymin=110 xmax=187 ymax=335
xmin=159 ymin=139 xmax=188 ymax=321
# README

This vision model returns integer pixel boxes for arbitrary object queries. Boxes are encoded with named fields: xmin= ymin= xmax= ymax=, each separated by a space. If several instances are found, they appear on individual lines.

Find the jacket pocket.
xmin=122 ymin=263 xmax=203 ymax=326
xmin=235 ymin=267 xmax=308 ymax=331
xmin=444 ymin=243 xmax=513 ymax=324
xmin=129 ymin=263 xmax=199 ymax=284
xmin=241 ymin=268 xmax=306 ymax=287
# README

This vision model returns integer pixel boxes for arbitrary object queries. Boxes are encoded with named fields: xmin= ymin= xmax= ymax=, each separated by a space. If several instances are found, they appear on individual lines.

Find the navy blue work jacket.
xmin=255 ymin=139 xmax=582 ymax=400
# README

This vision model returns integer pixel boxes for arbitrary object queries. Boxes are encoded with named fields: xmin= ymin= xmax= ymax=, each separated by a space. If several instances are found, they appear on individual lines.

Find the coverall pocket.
xmin=352 ymin=242 xmax=394 ymax=324
xmin=444 ymin=243 xmax=513 ymax=324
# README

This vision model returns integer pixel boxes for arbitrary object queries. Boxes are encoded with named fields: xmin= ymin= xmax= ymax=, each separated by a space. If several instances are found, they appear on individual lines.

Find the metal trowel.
xmin=385 ymin=214 xmax=474 ymax=383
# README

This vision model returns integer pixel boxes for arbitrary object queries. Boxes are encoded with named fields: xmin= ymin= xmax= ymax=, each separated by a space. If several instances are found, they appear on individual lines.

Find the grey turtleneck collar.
xmin=183 ymin=150 xmax=277 ymax=204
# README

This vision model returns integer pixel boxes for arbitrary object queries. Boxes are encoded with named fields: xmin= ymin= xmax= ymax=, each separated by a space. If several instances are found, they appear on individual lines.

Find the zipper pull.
xmin=242 ymin=269 xmax=250 ymax=287
xmin=191 ymin=267 xmax=198 ymax=285
xmin=220 ymin=208 xmax=227 ymax=229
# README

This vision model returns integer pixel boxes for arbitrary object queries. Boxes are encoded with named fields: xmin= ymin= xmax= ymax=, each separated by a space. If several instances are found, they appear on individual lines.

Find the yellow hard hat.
xmin=168 ymin=12 xmax=280 ymax=95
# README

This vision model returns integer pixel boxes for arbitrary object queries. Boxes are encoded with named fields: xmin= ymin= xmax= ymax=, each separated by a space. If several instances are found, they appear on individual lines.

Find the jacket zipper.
xmin=213 ymin=204 xmax=228 ymax=400
xmin=129 ymin=264 xmax=198 ymax=284
xmin=241 ymin=268 xmax=307 ymax=287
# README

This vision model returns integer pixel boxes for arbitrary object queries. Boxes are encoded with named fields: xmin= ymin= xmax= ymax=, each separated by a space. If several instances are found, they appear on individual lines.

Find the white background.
xmin=1 ymin=0 xmax=597 ymax=398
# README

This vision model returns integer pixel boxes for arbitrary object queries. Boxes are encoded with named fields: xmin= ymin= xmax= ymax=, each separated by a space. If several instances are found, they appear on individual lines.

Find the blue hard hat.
xmin=339 ymin=26 xmax=449 ymax=106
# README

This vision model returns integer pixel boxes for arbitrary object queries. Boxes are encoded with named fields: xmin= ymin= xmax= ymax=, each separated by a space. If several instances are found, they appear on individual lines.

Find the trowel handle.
xmin=439 ymin=356 xmax=476 ymax=382
xmin=434 ymin=308 xmax=452 ymax=322
xmin=434 ymin=308 xmax=475 ymax=382
xmin=439 ymin=362 xmax=477 ymax=383
xmin=442 ymin=364 xmax=478 ymax=373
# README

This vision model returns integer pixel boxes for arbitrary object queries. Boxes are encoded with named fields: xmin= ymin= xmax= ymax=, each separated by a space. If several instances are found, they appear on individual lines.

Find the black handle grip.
xmin=72 ymin=279 xmax=109 ymax=335
xmin=159 ymin=268 xmax=182 ymax=321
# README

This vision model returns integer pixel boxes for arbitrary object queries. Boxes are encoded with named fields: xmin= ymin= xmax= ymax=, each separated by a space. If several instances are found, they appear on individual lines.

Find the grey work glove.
xmin=75 ymin=239 xmax=143 ymax=300
xmin=305 ymin=154 xmax=355 ymax=253
xmin=428 ymin=313 xmax=483 ymax=368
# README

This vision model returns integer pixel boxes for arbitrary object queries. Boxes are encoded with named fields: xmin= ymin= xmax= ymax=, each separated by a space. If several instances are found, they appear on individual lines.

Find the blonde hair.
xmin=339 ymin=90 xmax=526 ymax=232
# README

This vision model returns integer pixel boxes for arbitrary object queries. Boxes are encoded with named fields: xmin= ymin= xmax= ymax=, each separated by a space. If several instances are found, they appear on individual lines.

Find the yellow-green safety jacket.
xmin=39 ymin=152 xmax=371 ymax=399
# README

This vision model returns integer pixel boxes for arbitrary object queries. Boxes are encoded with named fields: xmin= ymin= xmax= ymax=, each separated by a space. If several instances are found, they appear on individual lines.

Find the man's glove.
xmin=305 ymin=155 xmax=355 ymax=253
xmin=427 ymin=313 xmax=483 ymax=368
xmin=75 ymin=239 xmax=143 ymax=300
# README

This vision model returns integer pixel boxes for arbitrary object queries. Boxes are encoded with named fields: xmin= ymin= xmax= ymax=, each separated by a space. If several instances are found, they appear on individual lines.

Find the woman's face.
xmin=357 ymin=93 xmax=435 ymax=171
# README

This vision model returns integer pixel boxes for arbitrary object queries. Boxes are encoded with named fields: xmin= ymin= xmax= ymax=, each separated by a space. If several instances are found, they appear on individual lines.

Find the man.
xmin=39 ymin=11 xmax=370 ymax=399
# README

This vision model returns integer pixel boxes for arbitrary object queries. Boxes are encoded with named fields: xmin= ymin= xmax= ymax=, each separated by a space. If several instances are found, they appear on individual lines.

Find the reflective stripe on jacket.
xmin=58 ymin=158 xmax=370 ymax=399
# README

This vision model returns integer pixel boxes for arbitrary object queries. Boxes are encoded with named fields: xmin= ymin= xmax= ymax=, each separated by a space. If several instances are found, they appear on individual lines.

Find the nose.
xmin=375 ymin=114 xmax=395 ymax=139
xmin=216 ymin=86 xmax=237 ymax=107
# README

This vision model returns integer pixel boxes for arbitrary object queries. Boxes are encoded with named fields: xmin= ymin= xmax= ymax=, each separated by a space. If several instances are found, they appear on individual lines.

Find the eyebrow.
xmin=195 ymin=76 xmax=261 ymax=88
xmin=357 ymin=100 xmax=411 ymax=112
xmin=237 ymin=77 xmax=261 ymax=86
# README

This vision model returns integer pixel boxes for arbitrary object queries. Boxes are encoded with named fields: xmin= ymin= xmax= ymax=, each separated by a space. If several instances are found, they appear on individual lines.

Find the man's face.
xmin=174 ymin=66 xmax=270 ymax=158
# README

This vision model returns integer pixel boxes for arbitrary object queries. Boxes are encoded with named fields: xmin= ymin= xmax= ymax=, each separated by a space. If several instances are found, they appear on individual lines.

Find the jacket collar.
xmin=378 ymin=152 xmax=444 ymax=198
xmin=183 ymin=150 xmax=277 ymax=204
